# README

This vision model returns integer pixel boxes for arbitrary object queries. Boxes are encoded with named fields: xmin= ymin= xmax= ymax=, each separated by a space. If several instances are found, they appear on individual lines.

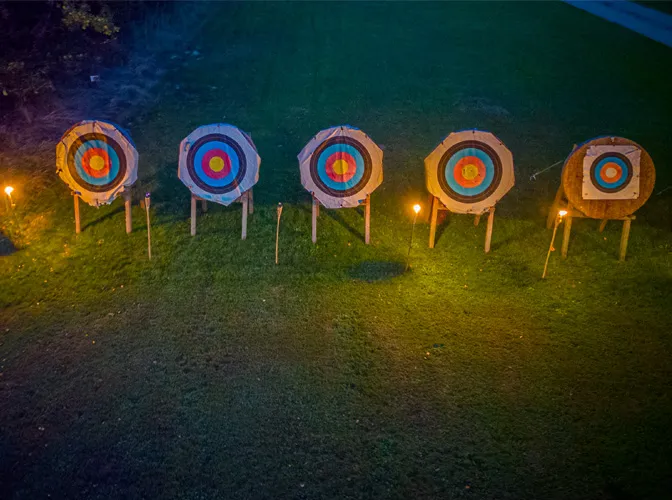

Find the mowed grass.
xmin=2 ymin=2 xmax=672 ymax=499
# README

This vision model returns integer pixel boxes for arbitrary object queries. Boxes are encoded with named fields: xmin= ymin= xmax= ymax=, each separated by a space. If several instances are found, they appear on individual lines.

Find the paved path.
xmin=565 ymin=0 xmax=672 ymax=47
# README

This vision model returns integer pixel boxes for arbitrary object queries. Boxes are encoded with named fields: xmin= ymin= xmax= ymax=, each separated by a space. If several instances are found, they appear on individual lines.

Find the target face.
xmin=310 ymin=136 xmax=372 ymax=197
xmin=425 ymin=130 xmax=514 ymax=214
xmin=56 ymin=120 xmax=138 ymax=206
xmin=187 ymin=134 xmax=247 ymax=194
xmin=299 ymin=126 xmax=383 ymax=209
xmin=178 ymin=124 xmax=260 ymax=206
xmin=582 ymin=145 xmax=640 ymax=200
xmin=438 ymin=141 xmax=502 ymax=203
xmin=67 ymin=133 xmax=127 ymax=192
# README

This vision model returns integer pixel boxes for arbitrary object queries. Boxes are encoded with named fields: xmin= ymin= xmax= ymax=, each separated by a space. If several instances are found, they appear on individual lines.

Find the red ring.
xmin=325 ymin=151 xmax=357 ymax=183
xmin=600 ymin=162 xmax=623 ymax=183
xmin=201 ymin=149 xmax=232 ymax=179
xmin=81 ymin=148 xmax=111 ymax=178
xmin=453 ymin=155 xmax=486 ymax=188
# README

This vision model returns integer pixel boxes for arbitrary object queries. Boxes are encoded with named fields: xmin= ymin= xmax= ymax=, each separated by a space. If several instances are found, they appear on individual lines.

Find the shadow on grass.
xmin=81 ymin=206 xmax=125 ymax=231
xmin=348 ymin=260 xmax=405 ymax=282
xmin=0 ymin=231 xmax=16 ymax=256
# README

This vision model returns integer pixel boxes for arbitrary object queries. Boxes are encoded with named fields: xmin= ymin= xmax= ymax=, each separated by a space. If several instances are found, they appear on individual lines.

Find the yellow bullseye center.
xmin=605 ymin=167 xmax=617 ymax=179
xmin=461 ymin=163 xmax=479 ymax=180
xmin=332 ymin=159 xmax=349 ymax=175
xmin=89 ymin=155 xmax=105 ymax=171
xmin=209 ymin=156 xmax=225 ymax=172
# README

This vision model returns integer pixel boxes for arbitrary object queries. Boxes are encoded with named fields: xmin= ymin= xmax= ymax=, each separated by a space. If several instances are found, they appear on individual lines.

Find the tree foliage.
xmin=0 ymin=1 xmax=154 ymax=123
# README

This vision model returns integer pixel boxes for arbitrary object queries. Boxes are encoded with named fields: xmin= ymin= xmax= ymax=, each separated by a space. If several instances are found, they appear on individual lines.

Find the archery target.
xmin=582 ymin=145 xmax=641 ymax=200
xmin=67 ymin=134 xmax=126 ymax=192
xmin=56 ymin=120 xmax=138 ymax=206
xmin=425 ymin=130 xmax=514 ymax=214
xmin=299 ymin=126 xmax=383 ymax=209
xmin=310 ymin=136 xmax=372 ymax=197
xmin=179 ymin=124 xmax=260 ymax=206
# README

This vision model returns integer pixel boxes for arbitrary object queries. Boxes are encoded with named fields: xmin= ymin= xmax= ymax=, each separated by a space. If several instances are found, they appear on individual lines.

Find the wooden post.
xmin=312 ymin=195 xmax=318 ymax=244
xmin=74 ymin=195 xmax=81 ymax=234
xmin=561 ymin=214 xmax=573 ymax=258
xmin=428 ymin=196 xmax=439 ymax=249
xmin=190 ymin=195 xmax=197 ymax=236
xmin=241 ymin=191 xmax=248 ymax=240
xmin=547 ymin=185 xmax=565 ymax=229
xmin=619 ymin=218 xmax=632 ymax=262
xmin=364 ymin=195 xmax=371 ymax=245
xmin=145 ymin=195 xmax=152 ymax=260
xmin=599 ymin=219 xmax=608 ymax=232
xmin=201 ymin=199 xmax=208 ymax=213
xmin=484 ymin=207 xmax=495 ymax=253
xmin=474 ymin=214 xmax=481 ymax=226
xmin=248 ymin=188 xmax=254 ymax=214
xmin=124 ymin=191 xmax=132 ymax=234
xmin=275 ymin=203 xmax=283 ymax=265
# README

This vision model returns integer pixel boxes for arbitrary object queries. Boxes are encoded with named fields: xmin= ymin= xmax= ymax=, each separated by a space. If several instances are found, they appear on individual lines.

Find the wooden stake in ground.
xmin=275 ymin=203 xmax=283 ymax=265
xmin=124 ymin=190 xmax=132 ymax=234
xmin=542 ymin=210 xmax=567 ymax=278
xmin=145 ymin=193 xmax=152 ymax=260
xmin=405 ymin=204 xmax=422 ymax=272
xmin=73 ymin=194 xmax=81 ymax=234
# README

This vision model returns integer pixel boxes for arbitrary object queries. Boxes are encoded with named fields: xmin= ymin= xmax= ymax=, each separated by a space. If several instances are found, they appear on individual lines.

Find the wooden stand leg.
xmin=561 ymin=214 xmax=572 ymax=258
xmin=484 ymin=207 xmax=495 ymax=253
xmin=599 ymin=219 xmax=608 ymax=232
xmin=248 ymin=189 xmax=254 ymax=215
xmin=619 ymin=218 xmax=632 ymax=262
xmin=364 ymin=195 xmax=371 ymax=245
xmin=312 ymin=196 xmax=318 ymax=244
xmin=474 ymin=214 xmax=481 ymax=226
xmin=74 ymin=195 xmax=81 ymax=234
xmin=190 ymin=195 xmax=197 ymax=236
xmin=429 ymin=196 xmax=439 ymax=249
xmin=547 ymin=185 xmax=565 ymax=229
xmin=201 ymin=199 xmax=208 ymax=213
xmin=124 ymin=191 xmax=132 ymax=234
xmin=241 ymin=191 xmax=248 ymax=240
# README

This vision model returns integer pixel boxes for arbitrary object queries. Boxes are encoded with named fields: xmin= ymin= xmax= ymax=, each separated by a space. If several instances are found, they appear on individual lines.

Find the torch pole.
xmin=275 ymin=203 xmax=283 ymax=265
xmin=405 ymin=211 xmax=419 ymax=272
xmin=145 ymin=193 xmax=152 ymax=260
xmin=542 ymin=216 xmax=562 ymax=279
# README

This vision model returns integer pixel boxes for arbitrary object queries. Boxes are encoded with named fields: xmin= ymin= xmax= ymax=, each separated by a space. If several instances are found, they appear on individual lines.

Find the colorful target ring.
xmin=437 ymin=141 xmax=503 ymax=203
xmin=186 ymin=134 xmax=247 ymax=194
xmin=589 ymin=152 xmax=633 ymax=193
xmin=66 ymin=133 xmax=127 ymax=193
xmin=309 ymin=136 xmax=372 ymax=198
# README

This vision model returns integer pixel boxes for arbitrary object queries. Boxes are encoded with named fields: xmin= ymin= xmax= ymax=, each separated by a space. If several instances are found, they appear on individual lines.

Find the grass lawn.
xmin=2 ymin=2 xmax=672 ymax=499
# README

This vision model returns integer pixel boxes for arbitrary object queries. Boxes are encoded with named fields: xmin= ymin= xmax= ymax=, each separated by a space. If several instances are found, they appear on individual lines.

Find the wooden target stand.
xmin=428 ymin=196 xmax=496 ymax=253
xmin=190 ymin=188 xmax=253 ymax=240
xmin=311 ymin=194 xmax=371 ymax=245
xmin=73 ymin=190 xmax=133 ymax=235
xmin=547 ymin=185 xmax=634 ymax=262
xmin=546 ymin=137 xmax=655 ymax=262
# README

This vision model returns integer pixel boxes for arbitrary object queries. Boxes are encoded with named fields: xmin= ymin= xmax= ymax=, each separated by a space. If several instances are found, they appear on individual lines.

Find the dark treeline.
xmin=0 ymin=1 xmax=171 ymax=124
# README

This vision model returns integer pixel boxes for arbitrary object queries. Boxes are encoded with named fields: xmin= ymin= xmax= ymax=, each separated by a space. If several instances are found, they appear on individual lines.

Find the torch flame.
xmin=413 ymin=204 xmax=421 ymax=214
xmin=4 ymin=186 xmax=14 ymax=196
xmin=558 ymin=210 xmax=568 ymax=217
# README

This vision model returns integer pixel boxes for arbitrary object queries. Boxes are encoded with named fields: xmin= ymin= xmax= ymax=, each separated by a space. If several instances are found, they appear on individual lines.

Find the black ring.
xmin=309 ymin=136 xmax=373 ymax=198
xmin=187 ymin=134 xmax=248 ymax=194
xmin=67 ymin=133 xmax=127 ymax=193
xmin=437 ymin=140 xmax=502 ymax=203
xmin=589 ymin=152 xmax=633 ymax=193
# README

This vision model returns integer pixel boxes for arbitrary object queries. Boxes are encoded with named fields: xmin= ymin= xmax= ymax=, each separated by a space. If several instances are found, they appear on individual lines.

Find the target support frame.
xmin=71 ymin=189 xmax=133 ymax=235
xmin=311 ymin=193 xmax=371 ymax=245
xmin=428 ymin=195 xmax=496 ymax=253
xmin=189 ymin=188 xmax=253 ymax=240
